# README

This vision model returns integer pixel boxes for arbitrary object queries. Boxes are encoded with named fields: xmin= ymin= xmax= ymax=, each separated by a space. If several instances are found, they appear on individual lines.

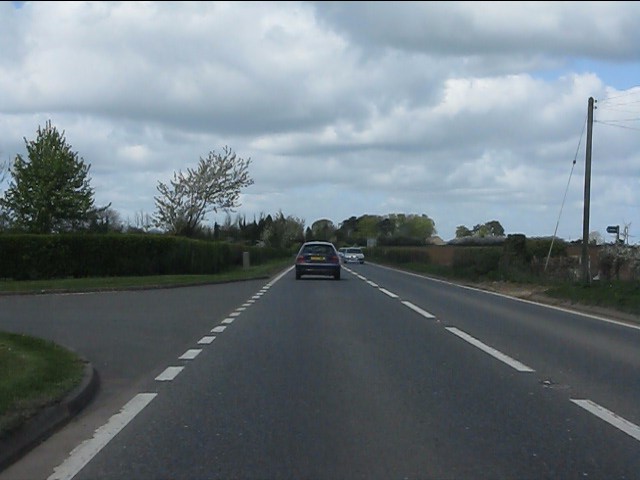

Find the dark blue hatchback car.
xmin=295 ymin=241 xmax=341 ymax=280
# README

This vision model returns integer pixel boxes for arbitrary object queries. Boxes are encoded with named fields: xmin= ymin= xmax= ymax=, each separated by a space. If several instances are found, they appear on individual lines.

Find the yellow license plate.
xmin=310 ymin=256 xmax=323 ymax=261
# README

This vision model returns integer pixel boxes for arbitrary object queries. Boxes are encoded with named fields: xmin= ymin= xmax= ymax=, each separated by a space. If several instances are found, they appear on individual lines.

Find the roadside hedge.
xmin=0 ymin=234 xmax=287 ymax=280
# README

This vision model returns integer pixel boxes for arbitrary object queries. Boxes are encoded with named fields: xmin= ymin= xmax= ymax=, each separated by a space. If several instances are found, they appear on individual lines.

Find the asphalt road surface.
xmin=1 ymin=263 xmax=639 ymax=480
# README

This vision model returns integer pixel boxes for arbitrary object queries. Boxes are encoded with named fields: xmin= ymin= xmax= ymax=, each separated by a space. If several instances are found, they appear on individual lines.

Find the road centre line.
xmin=179 ymin=349 xmax=202 ymax=360
xmin=211 ymin=325 xmax=227 ymax=333
xmin=379 ymin=288 xmax=399 ymax=299
xmin=401 ymin=301 xmax=436 ymax=319
xmin=366 ymin=280 xmax=379 ymax=287
xmin=229 ymin=311 xmax=242 ymax=317
xmin=222 ymin=318 xmax=235 ymax=324
xmin=155 ymin=366 xmax=184 ymax=381
xmin=48 ymin=393 xmax=157 ymax=480
xmin=446 ymin=327 xmax=535 ymax=373
xmin=198 ymin=336 xmax=216 ymax=344
xmin=571 ymin=399 xmax=640 ymax=442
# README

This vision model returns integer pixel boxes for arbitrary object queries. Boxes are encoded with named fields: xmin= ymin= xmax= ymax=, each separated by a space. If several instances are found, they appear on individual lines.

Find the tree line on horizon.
xmin=0 ymin=120 xmax=508 ymax=250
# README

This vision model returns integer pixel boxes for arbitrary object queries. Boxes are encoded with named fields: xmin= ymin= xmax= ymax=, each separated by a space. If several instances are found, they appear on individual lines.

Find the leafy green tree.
xmin=336 ymin=216 xmax=359 ymax=244
xmin=456 ymin=225 xmax=472 ymax=238
xmin=457 ymin=220 xmax=504 ymax=238
xmin=357 ymin=214 xmax=381 ymax=241
xmin=485 ymin=220 xmax=505 ymax=237
xmin=154 ymin=146 xmax=254 ymax=237
xmin=261 ymin=210 xmax=305 ymax=249
xmin=391 ymin=213 xmax=435 ymax=239
xmin=88 ymin=207 xmax=124 ymax=233
xmin=309 ymin=219 xmax=336 ymax=241
xmin=377 ymin=217 xmax=394 ymax=237
xmin=1 ymin=121 xmax=104 ymax=233
xmin=472 ymin=220 xmax=505 ymax=237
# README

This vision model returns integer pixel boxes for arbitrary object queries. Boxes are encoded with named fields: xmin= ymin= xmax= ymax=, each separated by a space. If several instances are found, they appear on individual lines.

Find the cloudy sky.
xmin=1 ymin=1 xmax=639 ymax=242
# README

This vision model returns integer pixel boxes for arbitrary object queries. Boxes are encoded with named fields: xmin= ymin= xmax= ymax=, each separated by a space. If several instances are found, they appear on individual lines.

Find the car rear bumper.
xmin=295 ymin=264 xmax=341 ymax=276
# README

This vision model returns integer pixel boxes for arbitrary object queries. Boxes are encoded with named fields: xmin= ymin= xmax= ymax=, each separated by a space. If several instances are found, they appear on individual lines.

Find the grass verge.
xmin=0 ymin=332 xmax=85 ymax=437
xmin=545 ymin=280 xmax=640 ymax=316
xmin=371 ymin=259 xmax=640 ymax=317
xmin=0 ymin=258 xmax=294 ymax=295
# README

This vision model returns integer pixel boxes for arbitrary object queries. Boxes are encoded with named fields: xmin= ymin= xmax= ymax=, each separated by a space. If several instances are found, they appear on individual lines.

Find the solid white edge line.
xmin=446 ymin=327 xmax=535 ymax=372
xmin=179 ymin=349 xmax=202 ymax=360
xmin=379 ymin=288 xmax=399 ymax=298
xmin=155 ymin=366 xmax=184 ymax=381
xmin=48 ymin=393 xmax=157 ymax=480
xmin=401 ymin=300 xmax=436 ymax=319
xmin=571 ymin=399 xmax=640 ymax=442
xmin=273 ymin=265 xmax=293 ymax=283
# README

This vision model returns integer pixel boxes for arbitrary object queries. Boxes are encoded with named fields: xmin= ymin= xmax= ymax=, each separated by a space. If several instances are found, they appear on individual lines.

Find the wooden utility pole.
xmin=581 ymin=97 xmax=595 ymax=284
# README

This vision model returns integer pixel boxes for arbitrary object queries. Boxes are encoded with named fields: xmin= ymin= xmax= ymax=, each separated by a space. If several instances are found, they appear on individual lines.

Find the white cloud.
xmin=1 ymin=1 xmax=639 ymax=241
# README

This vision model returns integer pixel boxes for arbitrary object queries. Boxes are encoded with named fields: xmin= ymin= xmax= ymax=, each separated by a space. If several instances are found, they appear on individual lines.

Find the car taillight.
xmin=296 ymin=255 xmax=305 ymax=264
xmin=329 ymin=255 xmax=339 ymax=263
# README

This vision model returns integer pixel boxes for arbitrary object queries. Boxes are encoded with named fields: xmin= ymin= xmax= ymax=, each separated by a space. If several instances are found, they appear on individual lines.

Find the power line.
xmin=545 ymin=113 xmax=588 ymax=272
xmin=598 ymin=87 xmax=640 ymax=104
xmin=595 ymin=120 xmax=640 ymax=132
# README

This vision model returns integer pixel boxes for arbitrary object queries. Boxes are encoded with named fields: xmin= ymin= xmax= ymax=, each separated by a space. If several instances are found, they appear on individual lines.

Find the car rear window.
xmin=302 ymin=244 xmax=335 ymax=255
xmin=346 ymin=248 xmax=362 ymax=254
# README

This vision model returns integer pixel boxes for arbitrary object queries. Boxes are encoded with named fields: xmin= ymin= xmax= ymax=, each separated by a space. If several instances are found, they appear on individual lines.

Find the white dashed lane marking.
xmin=211 ymin=325 xmax=227 ymax=333
xmin=179 ymin=349 xmax=202 ymax=360
xmin=198 ymin=336 xmax=216 ymax=344
xmin=401 ymin=300 xmax=436 ymax=319
xmin=571 ymin=399 xmax=640 ymax=442
xmin=379 ymin=288 xmax=399 ymax=299
xmin=155 ymin=366 xmax=184 ymax=381
xmin=446 ymin=327 xmax=534 ymax=373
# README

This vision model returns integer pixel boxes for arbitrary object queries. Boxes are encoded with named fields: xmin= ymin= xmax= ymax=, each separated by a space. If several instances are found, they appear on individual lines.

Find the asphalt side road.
xmin=0 ymin=277 xmax=275 ymax=480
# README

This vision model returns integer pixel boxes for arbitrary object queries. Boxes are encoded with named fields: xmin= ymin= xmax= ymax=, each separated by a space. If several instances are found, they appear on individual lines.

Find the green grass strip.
xmin=0 ymin=332 xmax=85 ymax=436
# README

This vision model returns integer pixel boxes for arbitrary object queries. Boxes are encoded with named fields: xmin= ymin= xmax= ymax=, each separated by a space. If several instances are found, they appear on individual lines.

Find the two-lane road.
xmin=2 ymin=264 xmax=639 ymax=479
